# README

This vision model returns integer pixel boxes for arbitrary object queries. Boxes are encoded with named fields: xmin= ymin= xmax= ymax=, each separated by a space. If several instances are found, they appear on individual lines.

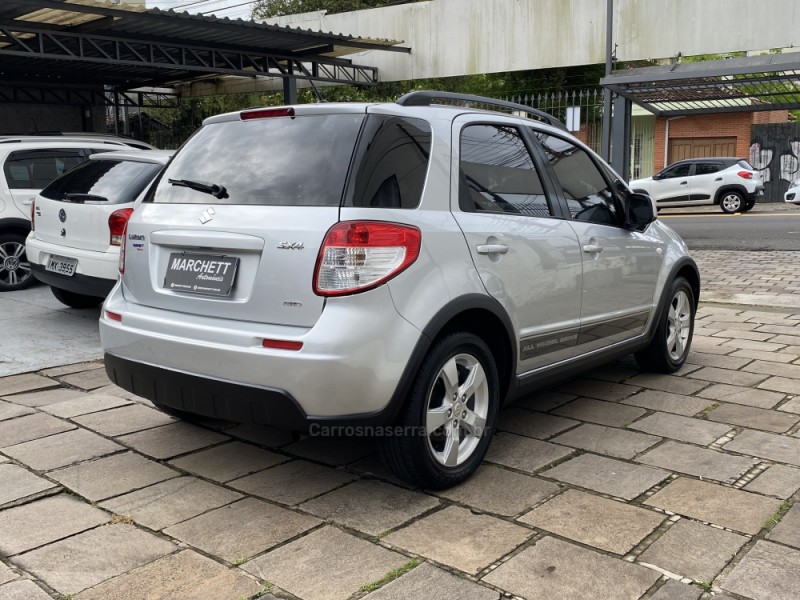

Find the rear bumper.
xmin=26 ymin=235 xmax=119 ymax=296
xmin=31 ymin=263 xmax=115 ymax=297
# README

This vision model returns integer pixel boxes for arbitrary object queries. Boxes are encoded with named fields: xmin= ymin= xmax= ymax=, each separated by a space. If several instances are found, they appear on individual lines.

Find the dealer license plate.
xmin=46 ymin=255 xmax=78 ymax=277
xmin=164 ymin=252 xmax=239 ymax=297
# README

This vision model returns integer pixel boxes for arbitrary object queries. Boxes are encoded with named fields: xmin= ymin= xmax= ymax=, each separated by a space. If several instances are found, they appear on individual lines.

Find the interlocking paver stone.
xmin=229 ymin=460 xmax=357 ymax=505
xmin=779 ymin=396 xmax=800 ymax=414
xmin=519 ymin=489 xmax=664 ymax=554
xmin=497 ymin=408 xmax=578 ymax=439
xmin=482 ymin=536 xmax=660 ymax=600
xmin=244 ymin=526 xmax=407 ymax=600
xmin=514 ymin=390 xmax=575 ymax=412
xmin=76 ymin=550 xmax=260 ymax=600
xmin=721 ymin=540 xmax=800 ymax=600
xmin=645 ymin=477 xmax=780 ymax=535
xmin=554 ymin=379 xmax=640 ymax=401
xmin=41 ymin=361 xmax=103 ymax=377
xmin=300 ymin=480 xmax=438 ymax=535
xmin=436 ymin=464 xmax=559 ymax=517
xmin=744 ymin=359 xmax=800 ymax=379
xmin=624 ymin=373 xmax=708 ymax=395
xmin=13 ymin=523 xmax=175 ymax=596
xmin=117 ymin=422 xmax=228 ymax=460
xmin=0 ymin=562 xmax=15 ymax=585
xmin=483 ymin=432 xmax=574 ymax=473
xmin=0 ymin=412 xmax=74 ymax=448
xmin=542 ymin=453 xmax=669 ymax=500
xmin=281 ymin=436 xmax=375 ymax=466
xmin=73 ymin=404 xmax=176 ymax=436
xmin=0 ymin=373 xmax=55 ymax=397
xmin=745 ymin=464 xmax=800 ymax=498
xmin=386 ymin=506 xmax=532 ymax=574
xmin=0 ymin=495 xmax=108 ymax=556
xmin=686 ymin=366 xmax=768 ymax=387
xmin=621 ymin=389 xmax=714 ymax=416
xmin=101 ymin=476 xmax=243 ymax=530
xmin=724 ymin=429 xmax=800 ymax=466
xmin=552 ymin=397 xmax=646 ymax=427
xmin=40 ymin=393 xmax=131 ymax=419
xmin=550 ymin=423 xmax=660 ymax=459
xmin=0 ymin=579 xmax=53 ymax=600
xmin=169 ymin=441 xmax=288 ymax=483
xmin=226 ymin=423 xmax=296 ymax=448
xmin=59 ymin=368 xmax=111 ymax=391
xmin=730 ymin=349 xmax=798 ymax=363
xmin=758 ymin=376 xmax=800 ymax=395
xmin=707 ymin=402 xmax=799 ymax=433
xmin=637 ymin=441 xmax=756 ymax=483
xmin=0 ymin=464 xmax=57 ymax=508
xmin=686 ymin=352 xmax=752 ymax=370
xmin=648 ymin=580 xmax=702 ymax=600
xmin=0 ymin=401 xmax=33 ymax=422
xmin=637 ymin=518 xmax=747 ymax=581
xmin=696 ymin=383 xmax=784 ymax=408
xmin=768 ymin=504 xmax=800 ymax=549
xmin=366 ymin=561 xmax=500 ymax=600
xmin=3 ymin=387 xmax=85 ymax=407
xmin=163 ymin=497 xmax=319 ymax=562
xmin=629 ymin=412 xmax=731 ymax=445
xmin=3 ymin=428 xmax=122 ymax=471
xmin=48 ymin=451 xmax=178 ymax=502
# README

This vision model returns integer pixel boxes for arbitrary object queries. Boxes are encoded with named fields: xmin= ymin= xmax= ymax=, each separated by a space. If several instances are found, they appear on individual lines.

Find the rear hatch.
xmin=122 ymin=106 xmax=368 ymax=328
xmin=35 ymin=157 xmax=164 ymax=252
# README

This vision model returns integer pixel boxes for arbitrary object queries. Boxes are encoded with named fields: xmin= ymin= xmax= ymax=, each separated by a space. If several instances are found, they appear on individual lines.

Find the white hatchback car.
xmin=27 ymin=150 xmax=171 ymax=308
xmin=785 ymin=179 xmax=800 ymax=205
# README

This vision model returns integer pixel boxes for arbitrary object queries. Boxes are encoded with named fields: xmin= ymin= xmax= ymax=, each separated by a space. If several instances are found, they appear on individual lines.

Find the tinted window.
xmin=147 ymin=114 xmax=364 ymax=206
xmin=695 ymin=163 xmax=722 ymax=175
xmin=459 ymin=124 xmax=552 ymax=217
xmin=738 ymin=159 xmax=754 ymax=170
xmin=661 ymin=164 xmax=691 ymax=178
xmin=346 ymin=116 xmax=431 ymax=209
xmin=3 ymin=149 xmax=85 ymax=189
xmin=40 ymin=159 xmax=163 ymax=205
xmin=534 ymin=133 xmax=620 ymax=226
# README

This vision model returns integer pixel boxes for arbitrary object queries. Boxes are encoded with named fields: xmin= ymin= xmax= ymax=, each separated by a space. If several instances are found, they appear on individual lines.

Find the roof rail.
xmin=396 ymin=90 xmax=568 ymax=131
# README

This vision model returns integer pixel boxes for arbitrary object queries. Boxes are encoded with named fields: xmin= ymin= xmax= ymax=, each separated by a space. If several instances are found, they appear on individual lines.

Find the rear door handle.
xmin=679 ymin=181 xmax=688 ymax=185
xmin=582 ymin=244 xmax=604 ymax=254
xmin=476 ymin=244 xmax=509 ymax=255
xmin=22 ymin=198 xmax=34 ymax=206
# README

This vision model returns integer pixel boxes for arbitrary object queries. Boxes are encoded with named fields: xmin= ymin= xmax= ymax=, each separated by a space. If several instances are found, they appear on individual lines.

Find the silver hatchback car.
xmin=100 ymin=92 xmax=699 ymax=488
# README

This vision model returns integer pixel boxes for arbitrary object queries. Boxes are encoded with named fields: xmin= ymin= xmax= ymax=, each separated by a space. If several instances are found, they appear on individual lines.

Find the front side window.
xmin=40 ymin=159 xmax=163 ymax=204
xmin=534 ymin=133 xmax=620 ymax=227
xmin=3 ymin=149 xmax=85 ymax=189
xmin=459 ymin=124 xmax=552 ymax=217
xmin=661 ymin=164 xmax=692 ymax=179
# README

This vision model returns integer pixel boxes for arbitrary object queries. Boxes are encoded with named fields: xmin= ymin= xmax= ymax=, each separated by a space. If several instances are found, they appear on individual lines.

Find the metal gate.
xmin=750 ymin=122 xmax=800 ymax=202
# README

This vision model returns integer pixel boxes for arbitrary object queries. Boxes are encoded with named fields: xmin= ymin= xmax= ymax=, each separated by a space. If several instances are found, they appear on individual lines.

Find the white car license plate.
xmin=46 ymin=255 xmax=78 ymax=277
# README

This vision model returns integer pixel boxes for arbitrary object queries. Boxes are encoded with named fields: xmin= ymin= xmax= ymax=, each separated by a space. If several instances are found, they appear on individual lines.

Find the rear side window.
xmin=695 ymin=163 xmax=723 ymax=175
xmin=458 ymin=124 xmax=552 ymax=217
xmin=40 ymin=159 xmax=163 ymax=204
xmin=738 ymin=159 xmax=755 ymax=170
xmin=147 ymin=113 xmax=364 ymax=206
xmin=345 ymin=116 xmax=431 ymax=209
xmin=3 ymin=149 xmax=85 ymax=189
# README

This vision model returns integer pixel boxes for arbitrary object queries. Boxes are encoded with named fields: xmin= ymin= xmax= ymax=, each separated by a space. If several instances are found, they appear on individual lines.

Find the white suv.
xmin=27 ymin=150 xmax=172 ymax=308
xmin=0 ymin=136 xmax=152 ymax=291
xmin=630 ymin=158 xmax=763 ymax=213
xmin=100 ymin=92 xmax=699 ymax=488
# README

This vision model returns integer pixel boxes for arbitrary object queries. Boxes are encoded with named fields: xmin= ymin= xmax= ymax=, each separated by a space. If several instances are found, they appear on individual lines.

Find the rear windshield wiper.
xmin=168 ymin=178 xmax=228 ymax=199
xmin=64 ymin=193 xmax=109 ymax=203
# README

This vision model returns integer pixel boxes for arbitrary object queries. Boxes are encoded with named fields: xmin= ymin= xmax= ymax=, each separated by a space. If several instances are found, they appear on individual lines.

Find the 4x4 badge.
xmin=199 ymin=207 xmax=215 ymax=224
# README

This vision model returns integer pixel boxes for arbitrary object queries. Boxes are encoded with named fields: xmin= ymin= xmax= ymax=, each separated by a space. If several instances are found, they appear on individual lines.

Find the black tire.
xmin=51 ymin=286 xmax=104 ymax=309
xmin=635 ymin=277 xmax=695 ymax=373
xmin=742 ymin=199 xmax=756 ymax=212
xmin=0 ymin=232 xmax=34 ymax=292
xmin=379 ymin=332 xmax=499 ymax=489
xmin=719 ymin=190 xmax=745 ymax=214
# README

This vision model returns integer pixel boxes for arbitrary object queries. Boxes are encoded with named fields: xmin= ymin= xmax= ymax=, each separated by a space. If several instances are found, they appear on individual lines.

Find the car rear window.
xmin=147 ymin=113 xmax=365 ymax=206
xmin=40 ymin=159 xmax=163 ymax=204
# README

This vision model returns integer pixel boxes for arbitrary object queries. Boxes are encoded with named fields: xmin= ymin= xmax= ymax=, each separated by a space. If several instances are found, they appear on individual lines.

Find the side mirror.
xmin=625 ymin=192 xmax=656 ymax=230
xmin=652 ymin=172 xmax=664 ymax=181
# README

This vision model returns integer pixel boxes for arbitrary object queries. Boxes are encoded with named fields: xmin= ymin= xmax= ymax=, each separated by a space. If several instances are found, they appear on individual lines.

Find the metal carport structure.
xmin=601 ymin=53 xmax=800 ymax=182
xmin=0 ymin=0 xmax=408 ymax=133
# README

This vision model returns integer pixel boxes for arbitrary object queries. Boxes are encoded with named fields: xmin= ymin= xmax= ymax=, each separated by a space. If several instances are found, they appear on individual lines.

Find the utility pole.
xmin=600 ymin=0 xmax=613 ymax=161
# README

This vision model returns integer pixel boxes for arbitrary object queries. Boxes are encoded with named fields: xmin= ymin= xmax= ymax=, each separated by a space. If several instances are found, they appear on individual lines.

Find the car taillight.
xmin=240 ymin=107 xmax=295 ymax=120
xmin=118 ymin=219 xmax=130 ymax=274
xmin=109 ymin=208 xmax=133 ymax=247
xmin=738 ymin=171 xmax=753 ymax=179
xmin=314 ymin=221 xmax=421 ymax=296
xmin=30 ymin=199 xmax=35 ymax=231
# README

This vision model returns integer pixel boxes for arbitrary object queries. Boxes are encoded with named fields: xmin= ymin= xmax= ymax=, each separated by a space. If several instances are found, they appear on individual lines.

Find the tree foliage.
xmin=252 ymin=0 xmax=402 ymax=19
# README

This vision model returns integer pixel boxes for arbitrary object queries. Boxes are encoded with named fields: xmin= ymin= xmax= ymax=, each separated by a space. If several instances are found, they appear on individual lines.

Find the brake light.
xmin=738 ymin=171 xmax=753 ymax=179
xmin=30 ymin=199 xmax=35 ymax=231
xmin=240 ymin=107 xmax=295 ymax=120
xmin=118 ymin=219 xmax=129 ymax=274
xmin=314 ymin=221 xmax=421 ymax=296
xmin=109 ymin=208 xmax=133 ymax=247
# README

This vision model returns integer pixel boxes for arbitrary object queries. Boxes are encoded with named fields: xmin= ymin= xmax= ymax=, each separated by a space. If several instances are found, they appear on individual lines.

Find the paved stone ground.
xmin=3 ymin=246 xmax=800 ymax=599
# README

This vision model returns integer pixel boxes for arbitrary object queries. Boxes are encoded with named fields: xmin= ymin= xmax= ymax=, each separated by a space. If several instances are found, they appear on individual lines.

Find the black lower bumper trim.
xmin=31 ymin=264 xmax=114 ymax=298
xmin=104 ymin=353 xmax=309 ymax=431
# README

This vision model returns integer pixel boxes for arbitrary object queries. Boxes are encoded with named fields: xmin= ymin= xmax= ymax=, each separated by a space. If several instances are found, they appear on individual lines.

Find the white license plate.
xmin=46 ymin=255 xmax=78 ymax=277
